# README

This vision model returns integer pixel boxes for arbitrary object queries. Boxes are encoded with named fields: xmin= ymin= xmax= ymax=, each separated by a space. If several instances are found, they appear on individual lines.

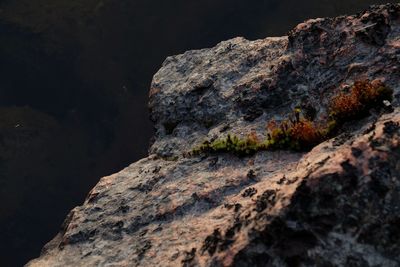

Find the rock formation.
xmin=27 ymin=4 xmax=400 ymax=266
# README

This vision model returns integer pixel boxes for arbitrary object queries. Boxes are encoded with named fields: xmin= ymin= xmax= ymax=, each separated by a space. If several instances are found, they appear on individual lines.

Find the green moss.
xmin=191 ymin=116 xmax=325 ymax=156
xmin=191 ymin=134 xmax=263 ymax=157
xmin=191 ymin=80 xmax=394 ymax=157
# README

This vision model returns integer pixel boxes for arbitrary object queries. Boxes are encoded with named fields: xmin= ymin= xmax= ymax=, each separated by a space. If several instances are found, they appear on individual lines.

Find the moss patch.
xmin=191 ymin=80 xmax=393 ymax=156
xmin=329 ymin=80 xmax=393 ymax=123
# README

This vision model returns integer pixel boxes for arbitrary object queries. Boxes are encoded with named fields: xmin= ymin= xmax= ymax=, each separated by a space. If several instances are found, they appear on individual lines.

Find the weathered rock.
xmin=28 ymin=4 xmax=400 ymax=267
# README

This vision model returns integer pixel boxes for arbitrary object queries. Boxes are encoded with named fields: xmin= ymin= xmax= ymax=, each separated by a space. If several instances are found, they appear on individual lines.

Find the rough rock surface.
xmin=28 ymin=4 xmax=400 ymax=267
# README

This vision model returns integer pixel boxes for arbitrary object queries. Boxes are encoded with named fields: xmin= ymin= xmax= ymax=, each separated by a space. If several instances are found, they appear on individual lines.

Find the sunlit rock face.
xmin=28 ymin=4 xmax=400 ymax=267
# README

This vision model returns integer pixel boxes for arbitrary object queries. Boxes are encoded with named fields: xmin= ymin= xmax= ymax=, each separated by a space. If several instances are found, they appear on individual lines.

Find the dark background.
xmin=0 ymin=0 xmax=396 ymax=266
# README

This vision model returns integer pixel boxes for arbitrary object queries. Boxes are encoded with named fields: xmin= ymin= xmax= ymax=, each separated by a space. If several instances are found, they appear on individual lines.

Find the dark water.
xmin=0 ymin=0 xmax=396 ymax=266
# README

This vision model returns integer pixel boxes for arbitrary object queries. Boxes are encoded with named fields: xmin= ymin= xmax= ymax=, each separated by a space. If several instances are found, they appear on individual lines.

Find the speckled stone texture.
xmin=28 ymin=4 xmax=400 ymax=267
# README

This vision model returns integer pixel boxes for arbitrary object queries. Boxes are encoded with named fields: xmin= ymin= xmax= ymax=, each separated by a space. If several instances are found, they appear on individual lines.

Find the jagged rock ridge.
xmin=28 ymin=4 xmax=400 ymax=267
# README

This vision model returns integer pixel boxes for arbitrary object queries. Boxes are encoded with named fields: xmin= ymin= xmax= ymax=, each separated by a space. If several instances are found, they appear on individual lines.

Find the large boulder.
xmin=27 ymin=4 xmax=400 ymax=266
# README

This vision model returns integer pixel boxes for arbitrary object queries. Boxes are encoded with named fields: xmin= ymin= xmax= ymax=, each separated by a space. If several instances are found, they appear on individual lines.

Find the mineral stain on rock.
xmin=27 ymin=4 xmax=400 ymax=267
